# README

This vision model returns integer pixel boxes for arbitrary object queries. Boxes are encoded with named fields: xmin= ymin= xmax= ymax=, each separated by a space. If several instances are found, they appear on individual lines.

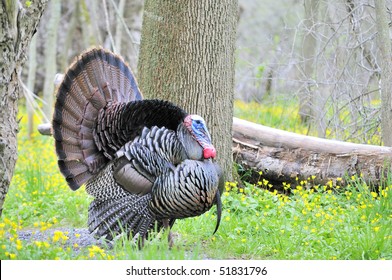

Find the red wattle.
xmin=203 ymin=146 xmax=216 ymax=159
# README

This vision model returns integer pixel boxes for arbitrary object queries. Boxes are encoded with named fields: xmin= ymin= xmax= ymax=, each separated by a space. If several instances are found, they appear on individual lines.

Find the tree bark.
xmin=375 ymin=0 xmax=392 ymax=146
xmin=138 ymin=0 xmax=238 ymax=180
xmin=0 ymin=0 xmax=48 ymax=216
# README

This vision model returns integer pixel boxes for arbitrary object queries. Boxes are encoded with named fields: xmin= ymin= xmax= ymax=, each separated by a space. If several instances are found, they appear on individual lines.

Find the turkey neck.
xmin=93 ymin=99 xmax=187 ymax=159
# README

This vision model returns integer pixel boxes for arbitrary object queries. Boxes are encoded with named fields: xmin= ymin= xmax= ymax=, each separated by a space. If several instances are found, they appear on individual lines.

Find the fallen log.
xmin=37 ymin=118 xmax=392 ymax=188
xmin=37 ymin=123 xmax=51 ymax=136
xmin=232 ymin=117 xmax=392 ymax=188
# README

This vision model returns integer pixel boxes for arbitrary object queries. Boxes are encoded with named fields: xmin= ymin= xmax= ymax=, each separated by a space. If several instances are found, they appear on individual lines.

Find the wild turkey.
xmin=52 ymin=47 xmax=224 ymax=245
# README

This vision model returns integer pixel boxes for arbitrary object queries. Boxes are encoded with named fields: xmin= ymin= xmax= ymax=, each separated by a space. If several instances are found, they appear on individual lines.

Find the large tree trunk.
xmin=375 ymin=0 xmax=392 ymax=147
xmin=138 ymin=0 xmax=238 ymax=180
xmin=0 ymin=0 xmax=48 ymax=216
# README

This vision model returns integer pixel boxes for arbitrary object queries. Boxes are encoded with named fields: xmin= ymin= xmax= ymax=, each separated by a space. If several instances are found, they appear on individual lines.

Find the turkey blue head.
xmin=182 ymin=115 xmax=216 ymax=160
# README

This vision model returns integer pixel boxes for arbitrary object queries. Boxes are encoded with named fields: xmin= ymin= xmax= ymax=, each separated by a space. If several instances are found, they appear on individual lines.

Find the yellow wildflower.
xmin=16 ymin=239 xmax=23 ymax=250
xmin=5 ymin=252 xmax=16 ymax=259
xmin=88 ymin=245 xmax=106 ymax=258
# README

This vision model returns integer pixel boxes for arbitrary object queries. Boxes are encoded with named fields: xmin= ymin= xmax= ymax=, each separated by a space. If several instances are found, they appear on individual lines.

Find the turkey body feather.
xmin=52 ymin=47 xmax=223 ymax=243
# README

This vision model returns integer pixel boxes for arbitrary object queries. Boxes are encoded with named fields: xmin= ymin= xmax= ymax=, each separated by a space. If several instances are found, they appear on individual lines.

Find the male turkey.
xmin=52 ymin=47 xmax=223 ymax=245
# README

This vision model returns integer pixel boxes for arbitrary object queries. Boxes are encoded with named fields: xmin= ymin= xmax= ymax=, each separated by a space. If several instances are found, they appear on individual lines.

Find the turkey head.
xmin=178 ymin=114 xmax=216 ymax=161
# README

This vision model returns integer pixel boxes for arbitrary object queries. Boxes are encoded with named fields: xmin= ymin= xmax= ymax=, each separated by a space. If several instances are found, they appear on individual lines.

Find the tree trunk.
xmin=375 ymin=0 xmax=392 ymax=146
xmin=59 ymin=1 xmax=79 ymax=71
xmin=0 ymin=0 xmax=48 ymax=216
xmin=120 ymin=0 xmax=144 ymax=72
xmin=138 ymin=0 xmax=238 ymax=180
xmin=299 ymin=0 xmax=319 ymax=125
xmin=82 ymin=0 xmax=100 ymax=48
xmin=42 ymin=0 xmax=61 ymax=120
xmin=114 ymin=0 xmax=125 ymax=53
xmin=26 ymin=34 xmax=37 ymax=139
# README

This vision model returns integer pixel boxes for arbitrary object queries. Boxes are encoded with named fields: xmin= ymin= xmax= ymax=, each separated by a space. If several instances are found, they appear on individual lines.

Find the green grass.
xmin=0 ymin=102 xmax=391 ymax=260
xmin=234 ymin=99 xmax=309 ymax=135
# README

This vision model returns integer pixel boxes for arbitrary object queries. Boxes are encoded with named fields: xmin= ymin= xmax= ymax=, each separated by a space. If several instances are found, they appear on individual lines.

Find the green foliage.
xmin=234 ymin=99 xmax=308 ymax=135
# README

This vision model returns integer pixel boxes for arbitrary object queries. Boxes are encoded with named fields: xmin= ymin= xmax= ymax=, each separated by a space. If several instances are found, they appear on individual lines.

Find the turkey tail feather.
xmin=53 ymin=47 xmax=142 ymax=190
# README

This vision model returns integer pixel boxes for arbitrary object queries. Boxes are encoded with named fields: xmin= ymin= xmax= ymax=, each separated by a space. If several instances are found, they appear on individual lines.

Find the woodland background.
xmin=0 ymin=0 xmax=391 ymax=261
